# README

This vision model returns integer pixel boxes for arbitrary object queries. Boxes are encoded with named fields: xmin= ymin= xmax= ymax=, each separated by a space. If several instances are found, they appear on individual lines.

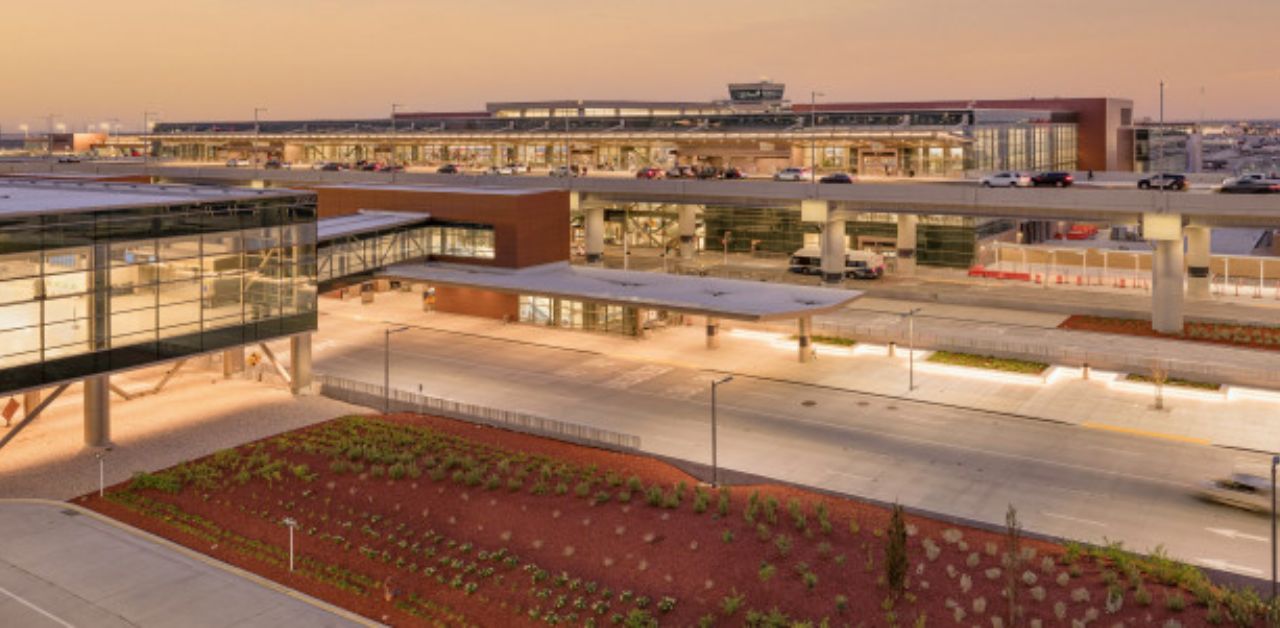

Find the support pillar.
xmin=84 ymin=375 xmax=110 ymax=448
xmin=290 ymin=333 xmax=313 ymax=395
xmin=223 ymin=347 xmax=245 ymax=378
xmin=585 ymin=206 xmax=605 ymax=264
xmin=1146 ymin=213 xmax=1185 ymax=334
xmin=820 ymin=218 xmax=846 ymax=284
xmin=798 ymin=316 xmax=812 ymax=363
xmin=897 ymin=214 xmax=918 ymax=275
xmin=678 ymin=205 xmax=698 ymax=260
xmin=706 ymin=317 xmax=720 ymax=349
xmin=1185 ymin=226 xmax=1211 ymax=300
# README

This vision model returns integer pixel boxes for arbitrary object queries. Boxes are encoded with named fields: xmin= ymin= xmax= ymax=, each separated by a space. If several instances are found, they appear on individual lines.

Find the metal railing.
xmin=315 ymin=373 xmax=642 ymax=451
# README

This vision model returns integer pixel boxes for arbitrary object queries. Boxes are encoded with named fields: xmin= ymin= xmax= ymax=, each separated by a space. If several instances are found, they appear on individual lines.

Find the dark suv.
xmin=1031 ymin=172 xmax=1074 ymax=187
xmin=1138 ymin=174 xmax=1188 ymax=190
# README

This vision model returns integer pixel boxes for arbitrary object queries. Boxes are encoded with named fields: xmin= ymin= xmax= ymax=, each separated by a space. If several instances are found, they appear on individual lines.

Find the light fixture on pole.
xmin=142 ymin=111 xmax=158 ymax=164
xmin=710 ymin=375 xmax=734 ymax=487
xmin=253 ymin=107 xmax=268 ymax=170
xmin=384 ymin=325 xmax=411 ymax=413
xmin=900 ymin=308 xmax=922 ymax=391
xmin=810 ymin=91 xmax=824 ymax=190
xmin=282 ymin=516 xmax=298 ymax=572
xmin=390 ymin=104 xmax=403 ymax=170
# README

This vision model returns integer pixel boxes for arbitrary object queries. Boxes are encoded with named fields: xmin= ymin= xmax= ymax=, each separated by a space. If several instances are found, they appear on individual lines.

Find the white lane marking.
xmin=0 ymin=584 xmax=76 ymax=628
xmin=1205 ymin=527 xmax=1269 ymax=543
xmin=1041 ymin=511 xmax=1108 ymax=528
xmin=1197 ymin=558 xmax=1263 ymax=576
xmin=1090 ymin=446 xmax=1138 ymax=457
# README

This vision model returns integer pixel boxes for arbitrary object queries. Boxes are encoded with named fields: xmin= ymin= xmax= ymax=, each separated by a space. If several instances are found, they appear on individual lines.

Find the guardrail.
xmin=315 ymin=373 xmax=642 ymax=451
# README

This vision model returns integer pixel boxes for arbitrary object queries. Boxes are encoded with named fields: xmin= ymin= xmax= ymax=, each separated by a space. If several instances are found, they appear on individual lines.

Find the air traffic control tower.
xmin=0 ymin=179 xmax=318 ymax=447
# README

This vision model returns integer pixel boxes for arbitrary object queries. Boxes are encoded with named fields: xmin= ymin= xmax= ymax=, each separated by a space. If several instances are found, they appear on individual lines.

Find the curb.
xmin=0 ymin=498 xmax=384 ymax=628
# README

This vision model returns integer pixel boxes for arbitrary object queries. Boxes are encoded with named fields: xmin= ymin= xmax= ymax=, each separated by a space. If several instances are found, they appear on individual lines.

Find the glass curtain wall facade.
xmin=968 ymin=124 xmax=1077 ymax=171
xmin=0 ymin=196 xmax=317 ymax=393
xmin=518 ymin=295 xmax=638 ymax=336
xmin=317 ymin=223 xmax=495 ymax=285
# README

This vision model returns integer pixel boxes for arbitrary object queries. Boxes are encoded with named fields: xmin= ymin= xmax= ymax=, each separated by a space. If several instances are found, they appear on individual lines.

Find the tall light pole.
xmin=390 ymin=104 xmax=403 ymax=169
xmin=142 ymin=111 xmax=158 ymax=163
xmin=384 ymin=325 xmax=410 ymax=412
xmin=253 ymin=107 xmax=268 ymax=168
xmin=282 ymin=517 xmax=298 ymax=572
xmin=44 ymin=114 xmax=60 ymax=156
xmin=710 ymin=375 xmax=734 ymax=486
xmin=901 ymin=308 xmax=922 ymax=391
xmin=810 ymin=91 xmax=824 ymax=191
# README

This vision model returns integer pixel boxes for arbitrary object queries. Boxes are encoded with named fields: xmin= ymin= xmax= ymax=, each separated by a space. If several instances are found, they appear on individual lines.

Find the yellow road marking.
xmin=1081 ymin=421 xmax=1210 ymax=446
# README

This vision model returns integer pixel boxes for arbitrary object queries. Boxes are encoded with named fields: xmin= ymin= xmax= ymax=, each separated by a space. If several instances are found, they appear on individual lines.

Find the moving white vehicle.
xmin=773 ymin=167 xmax=812 ymax=182
xmin=788 ymin=247 xmax=885 ymax=279
xmin=1199 ymin=472 xmax=1271 ymax=512
xmin=980 ymin=172 xmax=1032 ymax=187
xmin=225 ymin=158 xmax=252 ymax=167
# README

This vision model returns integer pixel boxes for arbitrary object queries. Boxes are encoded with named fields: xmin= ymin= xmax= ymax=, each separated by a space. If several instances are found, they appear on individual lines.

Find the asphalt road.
xmin=310 ymin=312 xmax=1275 ymax=579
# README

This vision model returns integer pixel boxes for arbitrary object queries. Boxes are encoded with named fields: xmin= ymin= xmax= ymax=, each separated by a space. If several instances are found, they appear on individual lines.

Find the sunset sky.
xmin=5 ymin=0 xmax=1278 ymax=132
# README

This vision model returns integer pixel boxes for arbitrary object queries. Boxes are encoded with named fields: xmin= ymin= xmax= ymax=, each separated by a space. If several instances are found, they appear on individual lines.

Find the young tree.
xmin=1005 ymin=504 xmax=1023 ymax=627
xmin=1150 ymin=360 xmax=1169 ymax=411
xmin=885 ymin=503 xmax=908 ymax=595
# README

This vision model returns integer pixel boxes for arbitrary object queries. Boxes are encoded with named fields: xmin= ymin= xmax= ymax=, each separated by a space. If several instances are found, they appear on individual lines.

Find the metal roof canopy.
xmin=0 ymin=178 xmax=303 ymax=218
xmin=317 ymin=210 xmax=432 ymax=241
xmin=381 ymin=262 xmax=862 ymax=322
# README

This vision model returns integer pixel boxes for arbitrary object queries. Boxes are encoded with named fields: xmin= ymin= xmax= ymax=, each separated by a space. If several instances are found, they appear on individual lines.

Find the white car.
xmin=773 ymin=167 xmax=811 ymax=182
xmin=225 ymin=158 xmax=251 ymax=168
xmin=1199 ymin=473 xmax=1270 ymax=512
xmin=485 ymin=165 xmax=518 ymax=176
xmin=980 ymin=172 xmax=1032 ymax=188
xmin=549 ymin=166 xmax=576 ymax=177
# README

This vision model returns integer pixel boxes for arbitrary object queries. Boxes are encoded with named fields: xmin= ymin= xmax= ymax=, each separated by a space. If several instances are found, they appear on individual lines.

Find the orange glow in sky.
xmin=5 ymin=0 xmax=1278 ymax=132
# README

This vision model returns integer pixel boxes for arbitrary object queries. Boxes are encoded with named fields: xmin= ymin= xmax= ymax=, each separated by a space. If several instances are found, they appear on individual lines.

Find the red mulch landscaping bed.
xmin=1061 ymin=315 xmax=1280 ymax=352
xmin=76 ymin=413 xmax=1267 ymax=626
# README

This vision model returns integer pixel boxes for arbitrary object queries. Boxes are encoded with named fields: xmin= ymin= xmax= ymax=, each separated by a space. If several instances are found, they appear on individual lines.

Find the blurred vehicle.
xmin=263 ymin=160 xmax=290 ymax=170
xmin=508 ymin=163 xmax=529 ymax=174
xmin=225 ymin=158 xmax=251 ymax=167
xmin=980 ymin=172 xmax=1031 ymax=188
xmin=1199 ymin=473 xmax=1270 ymax=512
xmin=773 ymin=167 xmax=811 ymax=182
xmin=549 ymin=165 xmax=576 ymax=177
xmin=1064 ymin=224 xmax=1099 ymax=240
xmin=320 ymin=162 xmax=344 ymax=172
xmin=1137 ymin=173 xmax=1188 ymax=190
xmin=635 ymin=167 xmax=664 ymax=180
xmin=819 ymin=172 xmax=855 ymax=184
xmin=381 ymin=164 xmax=405 ymax=172
xmin=666 ymin=165 xmax=697 ymax=179
xmin=437 ymin=164 xmax=461 ymax=174
xmin=722 ymin=167 xmax=746 ymax=180
xmin=1031 ymin=171 xmax=1074 ymax=187
xmin=788 ymin=247 xmax=885 ymax=279
xmin=56 ymin=156 xmax=81 ymax=164
xmin=696 ymin=167 xmax=721 ymax=180
xmin=1222 ymin=173 xmax=1278 ymax=186
xmin=485 ymin=165 xmax=519 ymax=175
xmin=1220 ymin=178 xmax=1280 ymax=194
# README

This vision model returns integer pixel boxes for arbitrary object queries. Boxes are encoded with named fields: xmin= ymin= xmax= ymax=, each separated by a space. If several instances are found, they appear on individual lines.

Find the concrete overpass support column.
xmin=678 ymin=205 xmax=698 ymax=260
xmin=223 ymin=347 xmax=246 ymax=378
xmin=290 ymin=333 xmax=313 ymax=395
xmin=798 ymin=316 xmax=812 ymax=363
xmin=84 ymin=375 xmax=110 ymax=448
xmin=585 ymin=206 xmax=605 ymax=265
xmin=820 ymin=218 xmax=847 ymax=284
xmin=1185 ymin=226 xmax=1211 ymax=300
xmin=1146 ymin=213 xmax=1186 ymax=334
xmin=896 ymin=214 xmax=918 ymax=275
xmin=706 ymin=317 xmax=720 ymax=349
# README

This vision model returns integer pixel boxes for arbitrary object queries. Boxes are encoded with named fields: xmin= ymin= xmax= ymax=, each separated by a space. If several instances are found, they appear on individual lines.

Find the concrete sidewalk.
xmin=326 ymin=291 xmax=1280 ymax=453
xmin=0 ymin=501 xmax=367 ymax=627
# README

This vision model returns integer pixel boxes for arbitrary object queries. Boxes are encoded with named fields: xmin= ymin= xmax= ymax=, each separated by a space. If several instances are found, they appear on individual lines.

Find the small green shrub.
xmin=758 ymin=562 xmax=776 ymax=582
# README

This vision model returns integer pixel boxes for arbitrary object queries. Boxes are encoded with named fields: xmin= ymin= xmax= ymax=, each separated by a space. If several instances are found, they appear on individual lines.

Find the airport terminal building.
xmin=147 ymin=82 xmax=1134 ymax=175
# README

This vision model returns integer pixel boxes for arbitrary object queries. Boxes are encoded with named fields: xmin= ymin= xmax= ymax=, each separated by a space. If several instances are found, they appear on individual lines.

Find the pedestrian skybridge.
xmin=317 ymin=210 xmax=485 ymax=289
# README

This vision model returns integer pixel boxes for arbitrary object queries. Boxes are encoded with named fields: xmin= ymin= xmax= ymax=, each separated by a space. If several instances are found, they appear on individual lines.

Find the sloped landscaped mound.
xmin=78 ymin=414 xmax=1267 ymax=626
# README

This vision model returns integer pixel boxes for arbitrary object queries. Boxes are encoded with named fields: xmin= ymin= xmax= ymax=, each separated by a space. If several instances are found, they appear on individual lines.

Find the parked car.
xmin=1064 ymin=224 xmax=1100 ymax=240
xmin=549 ymin=165 xmax=576 ymax=177
xmin=263 ymin=160 xmax=290 ymax=170
xmin=484 ymin=165 xmax=518 ymax=175
xmin=1221 ymin=173 xmax=1278 ymax=186
xmin=320 ymin=162 xmax=345 ymax=172
xmin=773 ymin=167 xmax=811 ymax=182
xmin=979 ymin=172 xmax=1031 ymax=187
xmin=819 ymin=172 xmax=855 ymax=184
xmin=1137 ymin=173 xmax=1188 ymax=190
xmin=722 ymin=167 xmax=746 ymax=180
xmin=508 ymin=163 xmax=529 ymax=174
xmin=635 ymin=167 xmax=664 ymax=179
xmin=1219 ymin=178 xmax=1280 ymax=194
xmin=1031 ymin=171 xmax=1073 ymax=187
xmin=437 ymin=164 xmax=461 ymax=174
xmin=225 ymin=158 xmax=251 ymax=167
xmin=666 ymin=165 xmax=697 ymax=179
xmin=381 ymin=164 xmax=405 ymax=172
xmin=56 ymin=156 xmax=81 ymax=164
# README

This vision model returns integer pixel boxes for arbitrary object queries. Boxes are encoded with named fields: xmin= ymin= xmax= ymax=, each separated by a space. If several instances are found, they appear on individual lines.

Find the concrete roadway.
xmin=309 ymin=312 xmax=1274 ymax=579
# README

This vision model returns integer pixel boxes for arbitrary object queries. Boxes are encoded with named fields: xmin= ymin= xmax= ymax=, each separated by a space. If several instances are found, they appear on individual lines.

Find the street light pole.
xmin=710 ymin=375 xmax=734 ymax=486
xmin=384 ymin=325 xmax=410 ymax=413
xmin=253 ymin=107 xmax=268 ymax=169
xmin=901 ymin=307 xmax=922 ymax=391
xmin=282 ymin=517 xmax=298 ymax=572
xmin=1272 ymin=454 xmax=1278 ymax=603
xmin=142 ymin=111 xmax=158 ymax=164
xmin=810 ymin=91 xmax=824 ymax=191
xmin=390 ymin=104 xmax=403 ymax=169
